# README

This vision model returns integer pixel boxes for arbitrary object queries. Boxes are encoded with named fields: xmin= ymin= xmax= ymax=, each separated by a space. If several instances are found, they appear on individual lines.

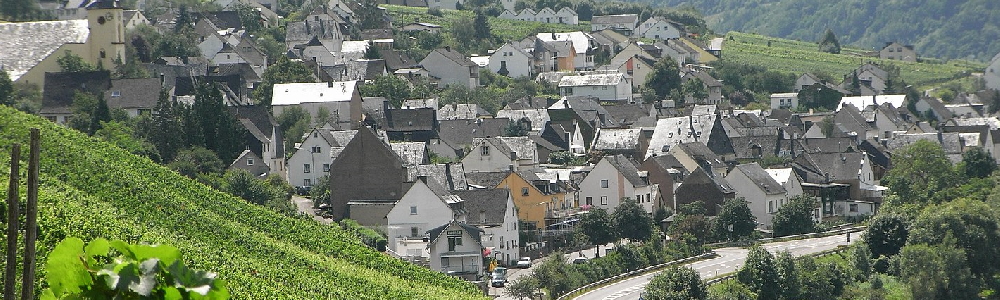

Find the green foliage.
xmin=736 ymin=245 xmax=780 ymax=300
xmin=907 ymin=197 xmax=1000 ymax=278
xmin=708 ymin=59 xmax=796 ymax=97
xmin=644 ymin=266 xmax=707 ymax=300
xmin=254 ymin=56 xmax=315 ymax=107
xmin=957 ymin=146 xmax=996 ymax=179
xmin=818 ymin=28 xmax=841 ymax=54
xmin=222 ymin=169 xmax=296 ymax=215
xmin=549 ymin=151 xmax=586 ymax=166
xmin=796 ymin=257 xmax=849 ymax=300
xmin=612 ymin=198 xmax=653 ymax=242
xmin=505 ymin=276 xmax=539 ymax=300
xmin=0 ymin=105 xmax=486 ymax=299
xmin=646 ymin=57 xmax=682 ymax=102
xmin=707 ymin=280 xmax=755 ymax=300
xmin=356 ymin=0 xmax=385 ymax=30
xmin=852 ymin=242 xmax=873 ymax=281
xmin=360 ymin=75 xmax=413 ymax=108
xmin=276 ymin=106 xmax=311 ymax=156
xmin=192 ymin=83 xmax=246 ymax=162
xmin=773 ymin=251 xmax=800 ymax=300
xmin=169 ymin=146 xmax=224 ymax=177
xmin=771 ymin=195 xmax=817 ymax=237
xmin=682 ymin=77 xmax=708 ymax=102
xmin=712 ymin=197 xmax=756 ymax=242
xmin=57 ymin=50 xmax=97 ymax=73
xmin=863 ymin=213 xmax=909 ymax=259
xmin=1 ymin=0 xmax=43 ymax=21
xmin=898 ymin=243 xmax=979 ymax=300
xmin=94 ymin=121 xmax=161 ymax=163
xmin=69 ymin=91 xmax=101 ymax=134
xmin=796 ymin=84 xmax=844 ymax=111
xmin=339 ymin=219 xmax=388 ymax=251
xmin=503 ymin=120 xmax=529 ymax=137
xmin=0 ymin=68 xmax=15 ymax=106
xmin=882 ymin=140 xmax=959 ymax=204
xmin=578 ymin=208 xmax=615 ymax=249
xmin=41 ymin=237 xmax=229 ymax=299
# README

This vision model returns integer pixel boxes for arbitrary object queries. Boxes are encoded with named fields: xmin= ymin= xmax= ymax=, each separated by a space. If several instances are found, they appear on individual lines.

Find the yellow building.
xmin=2 ymin=0 xmax=126 ymax=89
xmin=494 ymin=171 xmax=569 ymax=229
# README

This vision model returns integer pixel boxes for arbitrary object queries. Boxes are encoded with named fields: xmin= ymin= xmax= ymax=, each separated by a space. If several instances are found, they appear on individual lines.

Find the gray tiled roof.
xmin=498 ymin=136 xmax=537 ymax=163
xmin=438 ymin=118 xmax=510 ymax=147
xmin=0 ymin=20 xmax=89 ymax=81
xmin=408 ymin=163 xmax=467 ymax=191
xmin=105 ymin=78 xmax=162 ymax=110
xmin=593 ymin=128 xmax=641 ymax=151
xmin=427 ymin=220 xmax=483 ymax=248
xmin=453 ymin=189 xmax=510 ymax=226
xmin=40 ymin=71 xmax=112 ymax=114
xmin=793 ymin=152 xmax=865 ymax=183
xmin=438 ymin=103 xmax=489 ymax=120
xmin=733 ymin=163 xmax=786 ymax=195
xmin=591 ymin=14 xmax=638 ymax=25
xmin=646 ymin=114 xmax=717 ymax=159
xmin=465 ymin=171 xmax=511 ymax=188
xmin=390 ymin=142 xmax=427 ymax=166
xmin=604 ymin=154 xmax=646 ymax=187
xmin=496 ymin=109 xmax=549 ymax=131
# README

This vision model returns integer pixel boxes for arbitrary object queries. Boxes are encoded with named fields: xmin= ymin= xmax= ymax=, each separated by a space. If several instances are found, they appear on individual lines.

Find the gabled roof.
xmin=496 ymin=109 xmax=550 ymax=131
xmin=381 ymin=49 xmax=418 ymax=71
xmin=549 ymin=96 xmax=619 ymax=128
xmin=438 ymin=103 xmax=489 ymax=120
xmin=536 ymin=31 xmax=592 ymax=55
xmin=425 ymin=47 xmax=476 ymax=67
xmin=453 ymin=189 xmax=511 ymax=226
xmin=645 ymin=114 xmax=717 ymax=159
xmin=603 ymin=103 xmax=653 ymax=126
xmin=40 ymin=71 xmax=112 ymax=114
xmin=792 ymin=152 xmax=865 ymax=183
xmin=505 ymin=97 xmax=552 ymax=110
xmin=465 ymin=171 xmax=511 ymax=188
xmin=438 ymin=118 xmax=510 ymax=147
xmin=603 ymin=154 xmax=646 ymax=187
xmin=558 ymin=73 xmax=624 ymax=87
xmin=386 ymin=107 xmax=436 ymax=131
xmin=427 ymin=220 xmax=484 ymax=248
xmin=408 ymin=163 xmax=467 ymax=191
xmin=105 ymin=78 xmax=162 ymax=110
xmin=839 ymin=95 xmax=907 ymax=111
xmin=679 ymin=166 xmax=735 ymax=194
xmin=732 ymin=163 xmax=785 ymax=195
xmin=271 ymin=81 xmax=357 ymax=105
xmin=390 ymin=142 xmax=426 ymax=166
xmin=593 ymin=128 xmax=641 ymax=151
xmin=646 ymin=153 xmax=684 ymax=171
xmin=0 ymin=20 xmax=89 ymax=81
xmin=590 ymin=14 xmax=638 ymax=25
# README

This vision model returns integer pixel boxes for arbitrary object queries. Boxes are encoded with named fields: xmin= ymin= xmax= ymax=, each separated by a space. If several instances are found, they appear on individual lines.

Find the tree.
xmin=907 ymin=197 xmax=1000 ymax=278
xmin=682 ymin=77 xmax=707 ymax=103
xmin=578 ymin=208 xmax=615 ymax=257
xmin=169 ymin=146 xmax=224 ymax=177
xmin=707 ymin=280 xmax=755 ymax=300
xmin=94 ymin=121 xmax=161 ymax=162
xmin=613 ymin=198 xmax=654 ymax=242
xmin=363 ymin=45 xmax=382 ymax=59
xmin=360 ymin=75 xmax=411 ymax=108
xmin=505 ymin=276 xmax=539 ymax=300
xmin=1 ymin=0 xmax=38 ymax=21
xmin=646 ymin=56 xmax=682 ymax=102
xmin=254 ymin=56 xmax=315 ymax=107
xmin=712 ymin=197 xmax=756 ymax=242
xmin=957 ymin=146 xmax=996 ymax=179
xmin=356 ymin=0 xmax=384 ymax=30
xmin=774 ymin=251 xmax=800 ymax=300
xmin=0 ymin=69 xmax=13 ymax=106
xmin=851 ymin=242 xmax=872 ymax=281
xmin=771 ymin=195 xmax=816 ymax=237
xmin=644 ymin=267 xmax=707 ymax=300
xmin=796 ymin=84 xmax=843 ymax=111
xmin=223 ymin=169 xmax=277 ymax=205
xmin=89 ymin=91 xmax=112 ymax=134
xmin=736 ymin=245 xmax=780 ymax=300
xmin=863 ymin=213 xmax=909 ymax=259
xmin=881 ymin=140 xmax=959 ymax=204
xmin=146 ymin=89 xmax=185 ymax=162
xmin=57 ymin=50 xmax=96 ymax=72
xmin=503 ymin=120 xmax=529 ymax=136
xmin=818 ymin=28 xmax=841 ymax=54
xmin=276 ymin=106 xmax=312 ymax=155
xmin=473 ymin=10 xmax=492 ymax=41
xmin=797 ymin=258 xmax=848 ymax=300
xmin=898 ymin=243 xmax=978 ymax=300
xmin=69 ymin=91 xmax=99 ymax=134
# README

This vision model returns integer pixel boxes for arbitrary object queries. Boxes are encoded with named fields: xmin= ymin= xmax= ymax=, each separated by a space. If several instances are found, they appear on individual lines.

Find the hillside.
xmin=646 ymin=0 xmax=1000 ymax=61
xmin=0 ymin=106 xmax=487 ymax=299
xmin=385 ymin=5 xmax=589 ymax=44
xmin=722 ymin=32 xmax=984 ymax=89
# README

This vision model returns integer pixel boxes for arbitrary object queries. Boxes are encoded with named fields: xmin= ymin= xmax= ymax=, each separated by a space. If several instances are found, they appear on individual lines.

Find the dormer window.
xmin=111 ymin=90 xmax=121 ymax=97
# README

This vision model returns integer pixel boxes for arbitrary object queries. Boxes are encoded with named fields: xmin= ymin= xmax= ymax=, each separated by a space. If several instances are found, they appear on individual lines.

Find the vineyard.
xmin=385 ymin=5 xmax=589 ymax=45
xmin=722 ymin=32 xmax=985 ymax=89
xmin=0 ymin=106 xmax=487 ymax=299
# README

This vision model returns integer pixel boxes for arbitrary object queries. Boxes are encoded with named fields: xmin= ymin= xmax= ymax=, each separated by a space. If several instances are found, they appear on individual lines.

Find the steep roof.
xmin=590 ymin=14 xmax=638 ymax=25
xmin=105 ymin=78 xmax=162 ymax=110
xmin=793 ymin=152 xmax=865 ymax=183
xmin=426 ymin=47 xmax=476 ymax=67
xmin=465 ymin=171 xmax=511 ymax=188
xmin=604 ymin=154 xmax=646 ymax=187
xmin=496 ymin=109 xmax=550 ymax=131
xmin=536 ymin=31 xmax=592 ymax=55
xmin=438 ymin=103 xmax=489 ymax=120
xmin=593 ymin=128 xmax=641 ymax=151
xmin=408 ymin=163 xmax=467 ymax=191
xmin=386 ymin=107 xmax=436 ymax=131
xmin=647 ymin=153 xmax=684 ymax=171
xmin=40 ymin=71 xmax=112 ymax=114
xmin=427 ymin=220 xmax=484 ymax=248
xmin=733 ymin=163 xmax=786 ymax=195
xmin=453 ymin=189 xmax=511 ymax=226
xmin=0 ymin=20 xmax=90 ymax=81
xmin=390 ymin=142 xmax=426 ymax=166
xmin=558 ymin=73 xmax=624 ymax=87
xmin=645 ymin=114 xmax=717 ymax=159
xmin=438 ymin=118 xmax=510 ymax=147
xmin=271 ymin=81 xmax=357 ymax=105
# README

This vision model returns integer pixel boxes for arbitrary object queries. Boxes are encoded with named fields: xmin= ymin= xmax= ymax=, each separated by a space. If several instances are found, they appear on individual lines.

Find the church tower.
xmin=86 ymin=0 xmax=126 ymax=70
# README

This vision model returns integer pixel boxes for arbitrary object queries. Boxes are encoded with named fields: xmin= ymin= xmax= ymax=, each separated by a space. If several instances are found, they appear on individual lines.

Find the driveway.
xmin=291 ymin=195 xmax=332 ymax=225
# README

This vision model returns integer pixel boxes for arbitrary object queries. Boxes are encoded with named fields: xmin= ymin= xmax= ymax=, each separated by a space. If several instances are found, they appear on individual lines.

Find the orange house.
xmin=494 ymin=171 xmax=569 ymax=229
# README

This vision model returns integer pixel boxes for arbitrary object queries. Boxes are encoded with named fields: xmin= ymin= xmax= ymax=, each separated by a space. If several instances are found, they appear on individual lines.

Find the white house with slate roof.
xmin=578 ymin=155 xmax=655 ymax=212
xmin=590 ymin=14 xmax=638 ymax=33
xmin=453 ymin=189 xmax=520 ymax=265
xmin=558 ymin=73 xmax=632 ymax=102
xmin=287 ymin=128 xmax=358 ymax=187
xmin=463 ymin=137 xmax=537 ymax=172
xmin=271 ymin=81 xmax=362 ymax=130
xmin=420 ymin=47 xmax=480 ymax=88
xmin=536 ymin=31 xmax=595 ymax=70
xmin=636 ymin=17 xmax=680 ymax=40
xmin=427 ymin=220 xmax=485 ymax=280
xmin=387 ymin=178 xmax=464 ymax=257
xmin=726 ymin=163 xmax=795 ymax=229
xmin=489 ymin=42 xmax=533 ymax=78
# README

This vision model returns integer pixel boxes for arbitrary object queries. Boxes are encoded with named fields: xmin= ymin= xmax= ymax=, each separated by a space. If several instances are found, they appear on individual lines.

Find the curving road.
xmin=573 ymin=232 xmax=857 ymax=300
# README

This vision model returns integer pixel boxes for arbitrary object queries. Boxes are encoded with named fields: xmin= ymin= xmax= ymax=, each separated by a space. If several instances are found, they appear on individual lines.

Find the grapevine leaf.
xmin=132 ymin=244 xmax=181 ymax=266
xmin=110 ymin=240 xmax=135 ymax=260
xmin=164 ymin=287 xmax=182 ymax=300
xmin=169 ymin=260 xmax=216 ymax=295
xmin=84 ymin=238 xmax=110 ymax=268
xmin=46 ymin=237 xmax=92 ymax=296
xmin=40 ymin=289 xmax=57 ymax=300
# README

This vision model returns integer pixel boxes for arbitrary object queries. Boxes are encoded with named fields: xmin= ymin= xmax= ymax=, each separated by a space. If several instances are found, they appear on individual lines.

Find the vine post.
xmin=3 ymin=143 xmax=20 ymax=300
xmin=20 ymin=128 xmax=39 ymax=300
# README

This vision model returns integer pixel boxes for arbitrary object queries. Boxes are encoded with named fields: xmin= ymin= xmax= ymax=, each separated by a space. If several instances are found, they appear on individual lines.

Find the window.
xmin=411 ymin=227 xmax=419 ymax=237
xmin=586 ymin=197 xmax=593 ymax=205
xmin=111 ymin=90 xmax=121 ymax=97
xmin=247 ymin=158 xmax=254 ymax=165
xmin=312 ymin=146 xmax=321 ymax=153
xmin=849 ymin=204 xmax=859 ymax=212
xmin=521 ymin=187 xmax=529 ymax=196
xmin=481 ymin=145 xmax=490 ymax=156
xmin=303 ymin=164 xmax=311 ymax=173
xmin=601 ymin=180 xmax=609 ymax=188
xmin=600 ymin=196 xmax=608 ymax=205
xmin=323 ymin=164 xmax=330 ymax=172
xmin=304 ymin=178 xmax=311 ymax=186
xmin=447 ymin=230 xmax=463 ymax=251
xmin=410 ymin=206 xmax=418 ymax=215
xmin=602 ymin=86 xmax=608 ymax=90
xmin=768 ymin=201 xmax=774 ymax=213
xmin=564 ymin=87 xmax=573 ymax=95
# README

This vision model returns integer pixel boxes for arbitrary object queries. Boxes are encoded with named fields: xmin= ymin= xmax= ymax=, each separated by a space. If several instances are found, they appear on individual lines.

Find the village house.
xmin=452 ymin=189 xmax=520 ymax=265
xmin=271 ymin=81 xmax=362 ymax=130
xmin=639 ymin=154 xmax=684 ymax=215
xmin=462 ymin=137 xmax=538 ymax=172
xmin=590 ymin=14 xmax=638 ymax=35
xmin=879 ymin=42 xmax=917 ymax=62
xmin=402 ymin=22 xmax=442 ymax=33
xmin=420 ymin=47 xmax=480 ymax=88
xmin=39 ymin=71 xmax=112 ymax=124
xmin=489 ymin=42 xmax=533 ymax=78
xmin=592 ymin=128 xmax=645 ymax=159
xmin=426 ymin=220 xmax=485 ymax=281
xmin=326 ymin=127 xmax=409 ymax=221
xmin=539 ymin=120 xmax=586 ymax=154
xmin=536 ymin=31 xmax=595 ymax=70
xmin=725 ymin=163 xmax=800 ymax=229
xmin=578 ymin=155 xmax=656 ymax=212
xmin=636 ymin=17 xmax=681 ymax=40
xmin=770 ymin=92 xmax=798 ymax=110
xmin=229 ymin=105 xmax=286 ymax=177
xmin=558 ymin=73 xmax=632 ymax=102
xmin=228 ymin=149 xmax=270 ymax=176
xmin=386 ymin=177 xmax=463 ymax=257
xmin=674 ymin=167 xmax=736 ymax=216
xmin=287 ymin=128 xmax=357 ymax=187
xmin=681 ymin=69 xmax=724 ymax=104
xmin=103 ymin=78 xmax=161 ymax=117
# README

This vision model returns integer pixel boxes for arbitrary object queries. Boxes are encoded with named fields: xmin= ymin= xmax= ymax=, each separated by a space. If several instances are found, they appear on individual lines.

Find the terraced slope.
xmin=0 ymin=106 xmax=487 ymax=300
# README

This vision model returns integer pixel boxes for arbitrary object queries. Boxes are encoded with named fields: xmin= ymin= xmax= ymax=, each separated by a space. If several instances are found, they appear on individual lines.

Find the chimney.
xmin=551 ymin=32 xmax=557 ymax=40
xmin=444 ymin=163 xmax=455 ymax=190
xmin=159 ymin=73 xmax=165 ymax=85
xmin=444 ymin=46 xmax=451 ymax=52
xmin=328 ymin=81 xmax=334 ymax=88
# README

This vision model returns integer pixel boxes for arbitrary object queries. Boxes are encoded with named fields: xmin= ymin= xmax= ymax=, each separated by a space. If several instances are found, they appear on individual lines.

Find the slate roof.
xmin=839 ymin=95 xmax=906 ymax=111
xmin=505 ymin=97 xmax=553 ymax=110
xmin=361 ymin=96 xmax=388 ymax=127
xmin=792 ymin=152 xmax=865 ymax=183
xmin=496 ymin=109 xmax=550 ymax=131
xmin=647 ymin=153 xmax=684 ymax=171
xmin=683 ymin=70 xmax=722 ymax=87
xmin=645 ymin=114 xmax=717 ymax=159
xmin=381 ymin=49 xmax=418 ymax=71
xmin=453 ymin=189 xmax=510 ymax=226
xmin=604 ymin=154 xmax=647 ymax=187
xmin=0 ymin=20 xmax=89 ymax=81
xmin=679 ymin=166 xmax=735 ymax=194
xmin=40 ymin=71 xmax=112 ymax=114
xmin=386 ymin=107 xmax=436 ymax=131
xmin=590 ymin=14 xmax=638 ymax=26
xmin=199 ymin=11 xmax=243 ymax=30
xmin=734 ymin=163 xmax=786 ymax=195
xmin=549 ymin=96 xmax=619 ymax=128
xmin=427 ymin=220 xmax=484 ymax=248
xmin=797 ymin=137 xmax=858 ymax=154
xmin=428 ymin=47 xmax=477 ymax=67
xmin=402 ymin=98 xmax=438 ymax=109
xmin=465 ymin=171 xmax=511 ymax=188
xmin=946 ymin=117 xmax=1000 ymax=129
xmin=593 ymin=128 xmax=641 ymax=151
xmin=438 ymin=103 xmax=489 ymax=120
xmin=105 ymin=78 xmax=162 ymax=110
xmin=390 ymin=142 xmax=427 ymax=166
xmin=603 ymin=103 xmax=653 ymax=127
xmin=499 ymin=136 xmax=537 ymax=162
xmin=408 ymin=163 xmax=467 ymax=191
xmin=438 ymin=118 xmax=511 ymax=147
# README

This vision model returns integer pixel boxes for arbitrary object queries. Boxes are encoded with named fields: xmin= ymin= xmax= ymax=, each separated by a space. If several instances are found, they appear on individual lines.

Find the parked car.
xmin=572 ymin=257 xmax=588 ymax=264
xmin=516 ymin=257 xmax=532 ymax=268
xmin=491 ymin=267 xmax=508 ymax=287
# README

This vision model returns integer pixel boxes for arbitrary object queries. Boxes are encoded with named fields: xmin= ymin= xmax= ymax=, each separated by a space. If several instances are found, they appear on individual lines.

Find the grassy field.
xmin=722 ymin=32 xmax=985 ymax=89
xmin=385 ymin=5 xmax=589 ymax=43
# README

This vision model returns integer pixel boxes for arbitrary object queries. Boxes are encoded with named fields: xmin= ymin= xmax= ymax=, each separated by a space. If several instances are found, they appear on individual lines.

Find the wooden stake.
xmin=20 ymin=129 xmax=39 ymax=300
xmin=3 ymin=144 xmax=21 ymax=300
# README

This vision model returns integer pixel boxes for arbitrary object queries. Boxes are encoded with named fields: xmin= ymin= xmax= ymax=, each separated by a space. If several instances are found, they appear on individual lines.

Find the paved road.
xmin=574 ymin=232 xmax=856 ymax=300
xmin=490 ymin=243 xmax=617 ymax=299
xmin=291 ymin=195 xmax=332 ymax=224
